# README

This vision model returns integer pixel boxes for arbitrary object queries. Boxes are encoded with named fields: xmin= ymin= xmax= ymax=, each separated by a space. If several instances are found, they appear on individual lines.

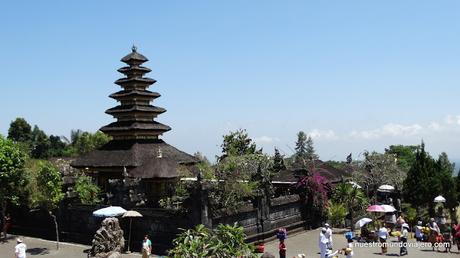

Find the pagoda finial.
xmin=132 ymin=45 xmax=137 ymax=53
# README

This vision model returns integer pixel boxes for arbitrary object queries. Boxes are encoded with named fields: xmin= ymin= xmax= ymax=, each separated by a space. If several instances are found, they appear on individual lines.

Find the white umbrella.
xmin=347 ymin=181 xmax=362 ymax=189
xmin=378 ymin=185 xmax=395 ymax=192
xmin=122 ymin=210 xmax=143 ymax=253
xmin=93 ymin=206 xmax=127 ymax=217
xmin=434 ymin=195 xmax=446 ymax=203
xmin=380 ymin=205 xmax=396 ymax=213
xmin=355 ymin=218 xmax=372 ymax=228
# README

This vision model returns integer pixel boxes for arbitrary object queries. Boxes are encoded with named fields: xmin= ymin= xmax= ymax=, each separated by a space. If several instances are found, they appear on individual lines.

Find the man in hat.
xmin=400 ymin=223 xmax=409 ymax=256
xmin=325 ymin=223 xmax=333 ymax=249
xmin=319 ymin=228 xmax=329 ymax=258
xmin=15 ymin=238 xmax=27 ymax=258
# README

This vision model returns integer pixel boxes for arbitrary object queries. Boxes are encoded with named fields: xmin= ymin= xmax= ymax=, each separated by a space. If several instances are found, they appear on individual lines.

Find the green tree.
xmin=0 ymin=136 xmax=28 ymax=217
xmin=327 ymin=201 xmax=348 ymax=228
xmin=29 ymin=161 xmax=64 ymax=249
xmin=332 ymin=183 xmax=368 ymax=230
xmin=29 ymin=162 xmax=64 ymax=248
xmin=385 ymin=145 xmax=419 ymax=172
xmin=403 ymin=142 xmax=437 ymax=210
xmin=305 ymin=135 xmax=319 ymax=160
xmin=74 ymin=175 xmax=101 ymax=205
xmin=48 ymin=135 xmax=66 ymax=157
xmin=294 ymin=131 xmax=308 ymax=165
xmin=30 ymin=125 xmax=51 ymax=159
xmin=7 ymin=118 xmax=32 ymax=143
xmin=436 ymin=152 xmax=457 ymax=210
xmin=272 ymin=147 xmax=286 ymax=173
xmin=354 ymin=151 xmax=406 ymax=193
xmin=219 ymin=129 xmax=260 ymax=160
xmin=64 ymin=131 xmax=111 ymax=156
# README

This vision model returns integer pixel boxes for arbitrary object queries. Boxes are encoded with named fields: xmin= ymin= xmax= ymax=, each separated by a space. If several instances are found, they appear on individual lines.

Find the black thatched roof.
xmin=109 ymin=90 xmax=160 ymax=99
xmin=105 ymin=105 xmax=166 ymax=114
xmin=100 ymin=121 xmax=171 ymax=133
xmin=272 ymin=160 xmax=351 ymax=183
xmin=71 ymin=139 xmax=198 ymax=170
xmin=129 ymin=157 xmax=178 ymax=179
xmin=121 ymin=47 xmax=148 ymax=64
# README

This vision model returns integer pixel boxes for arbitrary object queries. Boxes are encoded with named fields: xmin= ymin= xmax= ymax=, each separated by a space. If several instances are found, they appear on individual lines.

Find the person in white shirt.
xmin=319 ymin=228 xmax=329 ymax=258
xmin=341 ymin=238 xmax=354 ymax=258
xmin=400 ymin=223 xmax=409 ymax=256
xmin=325 ymin=223 xmax=333 ymax=249
xmin=378 ymin=225 xmax=389 ymax=255
xmin=15 ymin=238 xmax=27 ymax=258
xmin=415 ymin=221 xmax=423 ymax=241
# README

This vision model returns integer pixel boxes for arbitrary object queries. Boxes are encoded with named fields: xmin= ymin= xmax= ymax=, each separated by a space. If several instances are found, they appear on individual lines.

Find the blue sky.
xmin=1 ymin=1 xmax=460 ymax=162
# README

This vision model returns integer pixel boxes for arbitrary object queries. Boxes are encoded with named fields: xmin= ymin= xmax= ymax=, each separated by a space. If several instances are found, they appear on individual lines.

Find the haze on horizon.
xmin=1 ymin=1 xmax=460 ymax=164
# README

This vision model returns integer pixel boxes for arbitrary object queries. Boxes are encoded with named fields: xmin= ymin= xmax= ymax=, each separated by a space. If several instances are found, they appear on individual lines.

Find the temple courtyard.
xmin=1 ymin=229 xmax=460 ymax=258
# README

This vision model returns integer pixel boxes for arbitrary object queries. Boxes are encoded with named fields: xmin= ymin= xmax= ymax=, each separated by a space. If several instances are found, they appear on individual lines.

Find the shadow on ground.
xmin=27 ymin=247 xmax=50 ymax=255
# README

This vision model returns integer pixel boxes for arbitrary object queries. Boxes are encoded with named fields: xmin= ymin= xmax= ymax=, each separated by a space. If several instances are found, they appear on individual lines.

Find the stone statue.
xmin=90 ymin=218 xmax=125 ymax=258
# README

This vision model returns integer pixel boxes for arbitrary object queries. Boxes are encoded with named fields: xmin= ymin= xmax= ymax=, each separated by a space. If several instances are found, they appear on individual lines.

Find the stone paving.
xmin=264 ymin=228 xmax=460 ymax=258
xmin=2 ymin=230 xmax=460 ymax=257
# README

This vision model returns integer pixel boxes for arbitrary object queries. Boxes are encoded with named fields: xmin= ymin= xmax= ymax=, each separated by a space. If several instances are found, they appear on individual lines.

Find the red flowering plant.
xmin=296 ymin=171 xmax=330 ymax=221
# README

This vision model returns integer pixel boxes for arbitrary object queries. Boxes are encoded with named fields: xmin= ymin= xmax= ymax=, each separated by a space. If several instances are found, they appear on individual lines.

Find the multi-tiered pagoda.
xmin=72 ymin=47 xmax=197 ymax=204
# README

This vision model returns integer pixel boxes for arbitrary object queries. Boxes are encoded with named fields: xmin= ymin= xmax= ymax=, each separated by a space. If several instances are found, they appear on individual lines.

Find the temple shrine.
xmin=72 ymin=47 xmax=198 ymax=207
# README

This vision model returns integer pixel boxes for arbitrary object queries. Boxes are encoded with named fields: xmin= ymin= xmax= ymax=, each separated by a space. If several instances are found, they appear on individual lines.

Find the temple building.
xmin=72 ymin=47 xmax=198 ymax=207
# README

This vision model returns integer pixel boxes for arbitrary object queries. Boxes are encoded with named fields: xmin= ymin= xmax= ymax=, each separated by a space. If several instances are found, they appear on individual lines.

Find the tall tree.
xmin=305 ymin=135 xmax=319 ymax=161
xmin=7 ymin=118 xmax=32 ymax=143
xmin=30 ymin=125 xmax=51 ymax=159
xmin=436 ymin=152 xmax=457 ymax=210
xmin=219 ymin=129 xmax=260 ymax=160
xmin=272 ymin=147 xmax=286 ymax=173
xmin=29 ymin=161 xmax=64 ymax=249
xmin=403 ymin=142 xmax=437 ymax=210
xmin=294 ymin=131 xmax=308 ymax=165
xmin=0 ymin=136 xmax=28 ymax=218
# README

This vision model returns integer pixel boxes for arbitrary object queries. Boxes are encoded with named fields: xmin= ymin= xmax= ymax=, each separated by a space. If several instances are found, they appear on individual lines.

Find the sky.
xmin=1 ymin=1 xmax=460 ymax=163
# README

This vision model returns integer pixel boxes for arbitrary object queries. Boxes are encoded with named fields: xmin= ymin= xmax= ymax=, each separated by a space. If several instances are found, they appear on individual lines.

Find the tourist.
xmin=415 ymin=221 xmax=423 ymax=242
xmin=2 ymin=213 xmax=11 ymax=239
xmin=278 ymin=238 xmax=286 ymax=258
xmin=340 ymin=238 xmax=353 ymax=258
xmin=319 ymin=228 xmax=329 ymax=258
xmin=377 ymin=224 xmax=389 ymax=255
xmin=428 ymin=218 xmax=440 ymax=251
xmin=324 ymin=223 xmax=333 ymax=249
xmin=399 ymin=223 xmax=409 ymax=256
xmin=141 ymin=235 xmax=152 ymax=258
xmin=453 ymin=221 xmax=460 ymax=252
xmin=15 ymin=238 xmax=27 ymax=258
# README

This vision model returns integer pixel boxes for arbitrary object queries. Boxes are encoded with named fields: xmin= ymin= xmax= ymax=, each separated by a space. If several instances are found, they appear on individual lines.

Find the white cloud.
xmin=428 ymin=122 xmax=442 ymax=131
xmin=309 ymin=129 xmax=338 ymax=140
xmin=350 ymin=123 xmax=423 ymax=139
xmin=254 ymin=136 xmax=279 ymax=143
xmin=445 ymin=115 xmax=460 ymax=125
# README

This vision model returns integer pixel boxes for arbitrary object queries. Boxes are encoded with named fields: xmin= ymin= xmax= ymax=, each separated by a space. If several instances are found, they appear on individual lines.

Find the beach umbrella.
xmin=93 ymin=206 xmax=127 ymax=217
xmin=380 ymin=205 xmax=396 ymax=213
xmin=367 ymin=205 xmax=385 ymax=213
xmin=434 ymin=195 xmax=446 ymax=203
xmin=377 ymin=185 xmax=395 ymax=192
xmin=122 ymin=210 xmax=143 ymax=253
xmin=355 ymin=218 xmax=372 ymax=229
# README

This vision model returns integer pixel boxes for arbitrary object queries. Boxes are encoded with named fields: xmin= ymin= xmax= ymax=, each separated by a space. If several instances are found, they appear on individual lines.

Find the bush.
xmin=328 ymin=201 xmax=347 ymax=227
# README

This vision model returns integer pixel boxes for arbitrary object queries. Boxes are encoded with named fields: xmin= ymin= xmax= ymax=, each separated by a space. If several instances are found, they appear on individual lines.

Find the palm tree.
xmin=333 ymin=183 xmax=368 ymax=231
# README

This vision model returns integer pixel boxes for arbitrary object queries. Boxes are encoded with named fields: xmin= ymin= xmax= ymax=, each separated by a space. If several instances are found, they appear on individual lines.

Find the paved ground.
xmin=2 ymin=230 xmax=460 ymax=257
xmin=264 ymin=228 xmax=460 ymax=258
xmin=0 ymin=235 xmax=164 ymax=258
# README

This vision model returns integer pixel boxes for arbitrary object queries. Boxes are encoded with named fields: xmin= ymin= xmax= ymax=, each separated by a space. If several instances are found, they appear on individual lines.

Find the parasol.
xmin=434 ymin=195 xmax=446 ymax=203
xmin=377 ymin=185 xmax=395 ymax=192
xmin=122 ymin=210 xmax=143 ymax=253
xmin=93 ymin=206 xmax=127 ymax=218
xmin=367 ymin=205 xmax=385 ymax=213
xmin=355 ymin=218 xmax=372 ymax=228
xmin=380 ymin=205 xmax=396 ymax=213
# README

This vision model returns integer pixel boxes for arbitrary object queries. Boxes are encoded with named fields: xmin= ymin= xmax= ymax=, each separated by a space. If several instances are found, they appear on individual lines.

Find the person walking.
xmin=399 ymin=223 xmax=409 ymax=256
xmin=325 ymin=223 xmax=333 ymax=249
xmin=15 ymin=238 xmax=27 ymax=258
xmin=2 ymin=213 xmax=11 ymax=239
xmin=428 ymin=218 xmax=440 ymax=251
xmin=377 ymin=224 xmax=389 ymax=255
xmin=141 ymin=235 xmax=152 ymax=258
xmin=319 ymin=228 xmax=329 ymax=258
xmin=278 ymin=238 xmax=286 ymax=258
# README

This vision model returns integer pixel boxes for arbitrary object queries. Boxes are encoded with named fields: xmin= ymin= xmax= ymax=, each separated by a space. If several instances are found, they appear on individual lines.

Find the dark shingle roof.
xmin=71 ymin=139 xmax=198 ymax=170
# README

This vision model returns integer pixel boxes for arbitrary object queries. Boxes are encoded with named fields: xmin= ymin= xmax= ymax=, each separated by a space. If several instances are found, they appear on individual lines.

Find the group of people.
xmin=414 ymin=217 xmax=460 ymax=253
xmin=318 ymin=223 xmax=353 ymax=258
